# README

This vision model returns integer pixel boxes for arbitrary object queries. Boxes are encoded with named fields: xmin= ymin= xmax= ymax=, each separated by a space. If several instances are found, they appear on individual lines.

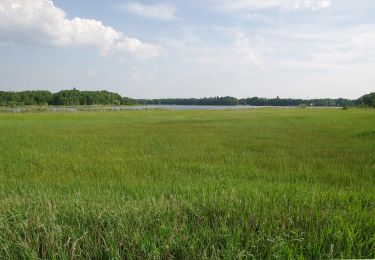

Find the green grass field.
xmin=0 ymin=108 xmax=374 ymax=259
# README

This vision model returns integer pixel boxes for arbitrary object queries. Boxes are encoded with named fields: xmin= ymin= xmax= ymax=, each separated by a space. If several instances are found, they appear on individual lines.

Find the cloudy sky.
xmin=0 ymin=0 xmax=374 ymax=99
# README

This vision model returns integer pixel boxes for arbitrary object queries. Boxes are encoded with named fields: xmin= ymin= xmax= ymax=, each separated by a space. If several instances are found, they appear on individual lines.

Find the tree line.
xmin=0 ymin=89 xmax=373 ymax=107
xmin=0 ymin=90 xmax=135 ymax=106
xmin=136 ymin=96 xmax=357 ymax=107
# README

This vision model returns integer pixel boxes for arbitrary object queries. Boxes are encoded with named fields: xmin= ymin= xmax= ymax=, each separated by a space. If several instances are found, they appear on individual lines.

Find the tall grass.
xmin=0 ymin=108 xmax=374 ymax=258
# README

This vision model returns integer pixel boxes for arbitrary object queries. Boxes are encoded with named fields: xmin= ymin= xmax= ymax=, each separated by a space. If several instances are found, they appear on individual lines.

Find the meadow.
xmin=0 ymin=108 xmax=374 ymax=259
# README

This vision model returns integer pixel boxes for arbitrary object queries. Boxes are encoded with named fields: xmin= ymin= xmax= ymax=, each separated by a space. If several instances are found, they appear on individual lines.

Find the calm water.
xmin=110 ymin=105 xmax=267 ymax=111
xmin=1 ymin=105 xmax=284 ymax=112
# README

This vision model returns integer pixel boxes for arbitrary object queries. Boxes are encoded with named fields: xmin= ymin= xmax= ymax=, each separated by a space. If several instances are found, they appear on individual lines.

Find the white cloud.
xmin=119 ymin=2 xmax=177 ymax=20
xmin=161 ymin=22 xmax=375 ymax=85
xmin=262 ymin=24 xmax=375 ymax=71
xmin=233 ymin=33 xmax=264 ymax=66
xmin=88 ymin=70 xmax=96 ymax=76
xmin=130 ymin=67 xmax=141 ymax=81
xmin=161 ymin=28 xmax=265 ymax=77
xmin=213 ymin=0 xmax=331 ymax=12
xmin=0 ymin=0 xmax=161 ymax=58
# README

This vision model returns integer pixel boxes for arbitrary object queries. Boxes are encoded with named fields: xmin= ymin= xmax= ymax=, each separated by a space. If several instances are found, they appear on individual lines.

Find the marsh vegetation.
xmin=0 ymin=108 xmax=374 ymax=258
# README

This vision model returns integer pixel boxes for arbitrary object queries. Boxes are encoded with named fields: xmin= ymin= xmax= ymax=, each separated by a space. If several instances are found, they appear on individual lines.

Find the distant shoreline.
xmin=0 ymin=104 xmax=346 ymax=113
xmin=1 ymin=89 xmax=364 ymax=107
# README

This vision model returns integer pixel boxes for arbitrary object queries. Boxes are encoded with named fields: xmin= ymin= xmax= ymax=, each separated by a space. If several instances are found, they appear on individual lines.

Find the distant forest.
xmin=0 ymin=89 xmax=374 ymax=107
xmin=0 ymin=90 xmax=135 ymax=106
xmin=137 ymin=97 xmax=356 ymax=107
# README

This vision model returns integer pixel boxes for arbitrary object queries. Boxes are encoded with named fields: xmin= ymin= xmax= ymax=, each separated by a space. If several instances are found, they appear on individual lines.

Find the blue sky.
xmin=0 ymin=0 xmax=374 ymax=99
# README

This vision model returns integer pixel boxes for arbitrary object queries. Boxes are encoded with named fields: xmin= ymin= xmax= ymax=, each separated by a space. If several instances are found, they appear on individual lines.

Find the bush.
xmin=113 ymin=100 xmax=121 ymax=106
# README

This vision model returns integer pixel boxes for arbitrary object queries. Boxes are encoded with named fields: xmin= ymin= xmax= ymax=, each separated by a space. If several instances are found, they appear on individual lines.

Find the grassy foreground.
xmin=0 ymin=108 xmax=374 ymax=259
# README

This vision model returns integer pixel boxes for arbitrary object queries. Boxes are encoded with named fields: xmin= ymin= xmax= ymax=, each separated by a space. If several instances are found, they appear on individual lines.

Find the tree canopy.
xmin=137 ymin=96 xmax=356 ymax=107
xmin=358 ymin=93 xmax=375 ymax=108
xmin=0 ymin=89 xmax=372 ymax=108
xmin=0 ymin=90 xmax=135 ymax=106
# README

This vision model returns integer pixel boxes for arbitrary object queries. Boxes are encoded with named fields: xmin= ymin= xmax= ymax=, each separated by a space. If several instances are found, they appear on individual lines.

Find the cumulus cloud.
xmin=213 ymin=0 xmax=331 ymax=12
xmin=0 ymin=0 xmax=161 ymax=58
xmin=162 ymin=28 xmax=265 ymax=74
xmin=233 ymin=33 xmax=264 ymax=66
xmin=119 ymin=2 xmax=177 ymax=20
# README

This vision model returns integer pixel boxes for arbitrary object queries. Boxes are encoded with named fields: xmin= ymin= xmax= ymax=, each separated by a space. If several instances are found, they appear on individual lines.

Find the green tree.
xmin=358 ymin=93 xmax=375 ymax=108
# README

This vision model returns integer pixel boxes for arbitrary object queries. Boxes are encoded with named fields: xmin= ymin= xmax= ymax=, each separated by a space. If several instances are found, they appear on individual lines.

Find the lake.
xmin=0 ymin=105 xmax=338 ymax=113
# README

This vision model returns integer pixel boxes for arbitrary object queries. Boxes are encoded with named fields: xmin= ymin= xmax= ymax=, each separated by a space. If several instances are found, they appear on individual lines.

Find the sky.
xmin=0 ymin=0 xmax=374 ymax=99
